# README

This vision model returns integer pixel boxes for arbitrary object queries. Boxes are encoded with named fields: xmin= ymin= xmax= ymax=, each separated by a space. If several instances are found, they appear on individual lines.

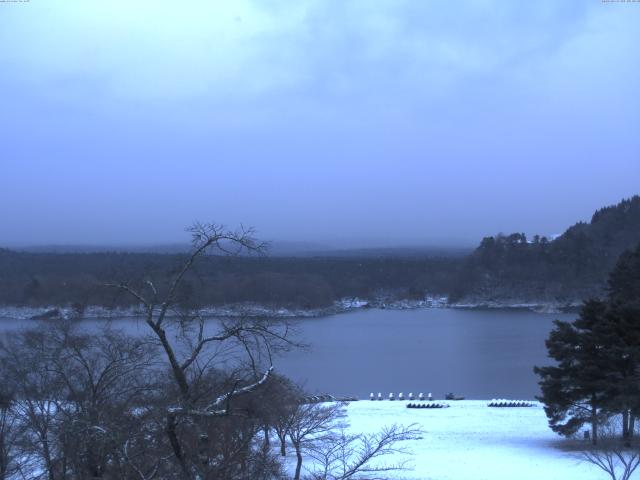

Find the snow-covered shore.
xmin=0 ymin=297 xmax=448 ymax=321
xmin=0 ymin=295 xmax=580 ymax=321
xmin=448 ymin=301 xmax=581 ymax=314
xmin=332 ymin=400 xmax=601 ymax=480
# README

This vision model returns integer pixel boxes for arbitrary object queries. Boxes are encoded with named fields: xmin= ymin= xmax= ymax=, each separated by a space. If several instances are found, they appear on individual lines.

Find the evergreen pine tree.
xmin=600 ymin=243 xmax=640 ymax=440
xmin=534 ymin=300 xmax=610 ymax=444
xmin=608 ymin=243 xmax=640 ymax=308
xmin=535 ymin=242 xmax=640 ymax=444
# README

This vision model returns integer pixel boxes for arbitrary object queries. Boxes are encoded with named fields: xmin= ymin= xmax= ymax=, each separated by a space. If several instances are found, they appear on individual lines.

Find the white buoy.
xmin=408 ymin=392 xmax=414 ymax=400
xmin=378 ymin=392 xmax=382 ymax=400
xmin=399 ymin=392 xmax=404 ymax=401
xmin=418 ymin=392 xmax=424 ymax=401
xmin=389 ymin=393 xmax=395 ymax=401
xmin=370 ymin=393 xmax=375 ymax=401
xmin=428 ymin=392 xmax=433 ymax=401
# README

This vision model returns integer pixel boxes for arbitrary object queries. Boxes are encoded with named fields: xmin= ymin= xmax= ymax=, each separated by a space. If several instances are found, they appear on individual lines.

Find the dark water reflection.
xmin=0 ymin=308 xmax=573 ymax=400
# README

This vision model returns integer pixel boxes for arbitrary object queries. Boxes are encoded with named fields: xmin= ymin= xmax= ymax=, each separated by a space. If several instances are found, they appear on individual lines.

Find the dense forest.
xmin=0 ymin=249 xmax=462 ymax=310
xmin=450 ymin=195 xmax=640 ymax=306
xmin=1 ymin=196 xmax=639 ymax=312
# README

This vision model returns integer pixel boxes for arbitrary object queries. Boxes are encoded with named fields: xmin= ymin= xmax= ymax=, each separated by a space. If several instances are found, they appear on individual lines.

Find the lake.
xmin=0 ymin=307 xmax=573 ymax=400
xmin=277 ymin=308 xmax=572 ymax=400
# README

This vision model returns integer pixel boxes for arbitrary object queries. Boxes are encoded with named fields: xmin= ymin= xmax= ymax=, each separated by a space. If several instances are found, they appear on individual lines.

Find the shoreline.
xmin=0 ymin=297 xmax=582 ymax=321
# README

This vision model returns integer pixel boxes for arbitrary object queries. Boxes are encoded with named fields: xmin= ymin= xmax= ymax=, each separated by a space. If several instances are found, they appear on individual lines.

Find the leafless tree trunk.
xmin=106 ymin=223 xmax=296 ymax=479
xmin=262 ymin=424 xmax=270 ymax=450
xmin=623 ymin=410 xmax=630 ymax=440
xmin=592 ymin=394 xmax=599 ymax=446
xmin=294 ymin=445 xmax=303 ymax=480
xmin=275 ymin=426 xmax=287 ymax=458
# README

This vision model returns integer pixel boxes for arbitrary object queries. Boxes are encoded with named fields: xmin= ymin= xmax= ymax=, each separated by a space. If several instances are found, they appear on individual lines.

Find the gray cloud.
xmin=1 ymin=1 xmax=638 ymax=247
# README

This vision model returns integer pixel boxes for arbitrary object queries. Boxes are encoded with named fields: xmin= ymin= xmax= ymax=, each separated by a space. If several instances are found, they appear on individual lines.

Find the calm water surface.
xmin=277 ymin=308 xmax=573 ymax=400
xmin=0 ymin=308 xmax=573 ymax=400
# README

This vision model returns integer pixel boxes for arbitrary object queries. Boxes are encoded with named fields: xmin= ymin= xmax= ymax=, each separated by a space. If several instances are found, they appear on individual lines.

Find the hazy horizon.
xmin=0 ymin=193 xmax=631 ymax=252
xmin=2 ymin=1 xmax=639 ymax=247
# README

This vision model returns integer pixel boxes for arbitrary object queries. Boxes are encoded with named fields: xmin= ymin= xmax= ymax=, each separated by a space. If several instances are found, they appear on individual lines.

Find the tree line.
xmin=0 ymin=249 xmax=461 ymax=311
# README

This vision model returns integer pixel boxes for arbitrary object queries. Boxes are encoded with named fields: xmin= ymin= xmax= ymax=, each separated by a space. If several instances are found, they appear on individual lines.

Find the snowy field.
xmin=332 ymin=400 xmax=603 ymax=480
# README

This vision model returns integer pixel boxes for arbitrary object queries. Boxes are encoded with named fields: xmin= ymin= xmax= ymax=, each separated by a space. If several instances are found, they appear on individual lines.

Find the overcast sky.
xmin=1 ymin=1 xmax=639 ymax=248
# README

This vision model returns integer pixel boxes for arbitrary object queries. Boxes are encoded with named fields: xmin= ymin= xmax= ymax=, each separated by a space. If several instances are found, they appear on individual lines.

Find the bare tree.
xmin=106 ymin=223 xmax=296 ymax=479
xmin=0 ymin=322 xmax=162 ymax=480
xmin=287 ymin=402 xmax=347 ymax=480
xmin=248 ymin=374 xmax=303 ymax=458
xmin=581 ymin=419 xmax=640 ymax=480
xmin=1 ymin=328 xmax=65 ymax=480
xmin=0 ymin=385 xmax=20 ymax=480
xmin=48 ymin=324 xmax=159 ymax=479
xmin=307 ymin=424 xmax=423 ymax=480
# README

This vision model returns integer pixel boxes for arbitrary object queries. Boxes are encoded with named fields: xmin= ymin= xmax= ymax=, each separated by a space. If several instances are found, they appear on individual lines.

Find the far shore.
xmin=0 ymin=298 xmax=582 ymax=322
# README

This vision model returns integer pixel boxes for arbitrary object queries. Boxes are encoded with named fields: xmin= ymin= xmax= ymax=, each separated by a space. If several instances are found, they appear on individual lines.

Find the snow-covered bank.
xmin=448 ymin=301 xmax=581 ymax=314
xmin=0 ymin=295 xmax=578 ymax=321
xmin=0 ymin=303 xmax=345 ymax=321
xmin=0 ymin=297 xmax=449 ymax=321
xmin=337 ymin=400 xmax=601 ymax=480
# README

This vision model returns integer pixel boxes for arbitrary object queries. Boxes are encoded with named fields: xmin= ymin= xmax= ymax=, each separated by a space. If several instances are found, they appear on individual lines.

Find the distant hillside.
xmin=15 ymin=244 xmax=192 ymax=254
xmin=1 ymin=196 xmax=638 ymax=312
xmin=302 ymin=246 xmax=472 ymax=258
xmin=0 ymin=249 xmax=461 ymax=310
xmin=450 ymin=196 xmax=640 ymax=306
xmin=13 ymin=242 xmax=470 ymax=258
